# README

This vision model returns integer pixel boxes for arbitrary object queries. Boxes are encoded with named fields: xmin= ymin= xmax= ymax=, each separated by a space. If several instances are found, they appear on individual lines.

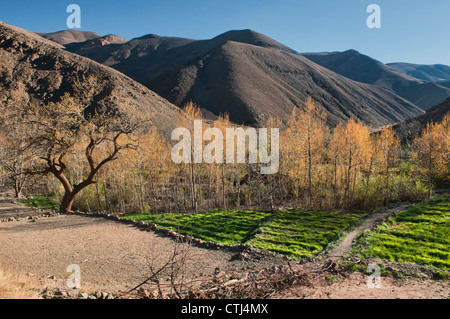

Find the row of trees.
xmin=0 ymin=77 xmax=448 ymax=213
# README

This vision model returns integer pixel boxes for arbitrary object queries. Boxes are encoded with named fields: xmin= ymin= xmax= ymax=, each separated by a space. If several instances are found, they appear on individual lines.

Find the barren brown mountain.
xmin=0 ymin=21 xmax=181 ymax=136
xmin=43 ymin=29 xmax=424 ymax=128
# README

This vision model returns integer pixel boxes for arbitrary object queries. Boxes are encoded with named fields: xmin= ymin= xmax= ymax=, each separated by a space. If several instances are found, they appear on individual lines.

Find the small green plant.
xmin=349 ymin=263 xmax=367 ymax=273
xmin=325 ymin=275 xmax=341 ymax=283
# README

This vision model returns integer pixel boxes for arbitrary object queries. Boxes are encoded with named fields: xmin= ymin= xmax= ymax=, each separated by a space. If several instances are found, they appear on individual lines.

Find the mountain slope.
xmin=0 ymin=22 xmax=180 ymax=136
xmin=303 ymin=50 xmax=450 ymax=110
xmin=393 ymin=98 xmax=450 ymax=142
xmin=387 ymin=62 xmax=450 ymax=82
xmin=57 ymin=29 xmax=423 ymax=128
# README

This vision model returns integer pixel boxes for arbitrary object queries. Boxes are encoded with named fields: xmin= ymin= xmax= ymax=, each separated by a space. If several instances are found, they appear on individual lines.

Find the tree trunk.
xmin=333 ymin=157 xmax=338 ymax=208
xmin=60 ymin=192 xmax=76 ymax=213
xmin=221 ymin=164 xmax=226 ymax=209
xmin=344 ymin=151 xmax=352 ymax=209
xmin=190 ymin=163 xmax=197 ymax=212
xmin=96 ymin=179 xmax=103 ymax=211
xmin=14 ymin=178 xmax=24 ymax=198
xmin=308 ymin=144 xmax=312 ymax=210
xmin=385 ymin=160 xmax=390 ymax=206
xmin=365 ymin=158 xmax=373 ymax=196
xmin=428 ymin=152 xmax=432 ymax=200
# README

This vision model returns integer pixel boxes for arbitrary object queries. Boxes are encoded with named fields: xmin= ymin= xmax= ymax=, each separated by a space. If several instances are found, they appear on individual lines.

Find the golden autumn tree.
xmin=326 ymin=122 xmax=345 ymax=206
xmin=173 ymin=101 xmax=204 ymax=212
xmin=211 ymin=113 xmax=231 ymax=209
xmin=0 ymin=125 xmax=38 ymax=198
xmin=284 ymin=97 xmax=328 ymax=209
xmin=439 ymin=112 xmax=450 ymax=174
xmin=0 ymin=76 xmax=145 ymax=213
xmin=412 ymin=116 xmax=449 ymax=199
xmin=376 ymin=126 xmax=400 ymax=204
xmin=134 ymin=128 xmax=169 ymax=213
xmin=262 ymin=115 xmax=284 ymax=208
xmin=361 ymin=132 xmax=379 ymax=198
xmin=329 ymin=118 xmax=371 ymax=208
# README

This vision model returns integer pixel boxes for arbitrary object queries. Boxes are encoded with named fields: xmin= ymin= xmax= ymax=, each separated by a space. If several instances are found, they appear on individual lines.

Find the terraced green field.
xmin=249 ymin=210 xmax=366 ymax=258
xmin=121 ymin=209 xmax=273 ymax=245
xmin=356 ymin=195 xmax=450 ymax=270
xmin=121 ymin=209 xmax=367 ymax=258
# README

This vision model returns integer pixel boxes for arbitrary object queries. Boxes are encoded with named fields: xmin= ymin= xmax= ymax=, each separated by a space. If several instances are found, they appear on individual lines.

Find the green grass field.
xmin=121 ymin=209 xmax=367 ymax=258
xmin=121 ymin=209 xmax=273 ymax=245
xmin=249 ymin=210 xmax=366 ymax=258
xmin=18 ymin=194 xmax=60 ymax=210
xmin=355 ymin=195 xmax=450 ymax=270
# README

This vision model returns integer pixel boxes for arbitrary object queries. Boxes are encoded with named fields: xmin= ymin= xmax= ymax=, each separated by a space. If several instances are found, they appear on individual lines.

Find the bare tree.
xmin=0 ymin=76 xmax=146 ymax=213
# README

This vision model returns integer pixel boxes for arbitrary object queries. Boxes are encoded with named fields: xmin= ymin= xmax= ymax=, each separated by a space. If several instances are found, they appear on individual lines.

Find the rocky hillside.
xmin=0 ymin=22 xmax=181 ymax=136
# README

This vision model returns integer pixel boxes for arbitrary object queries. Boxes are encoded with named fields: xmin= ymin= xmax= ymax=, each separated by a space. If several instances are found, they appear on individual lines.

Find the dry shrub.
xmin=0 ymin=267 xmax=39 ymax=299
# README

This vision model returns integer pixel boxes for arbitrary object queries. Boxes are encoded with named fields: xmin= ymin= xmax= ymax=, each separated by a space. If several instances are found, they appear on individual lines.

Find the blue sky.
xmin=1 ymin=0 xmax=449 ymax=65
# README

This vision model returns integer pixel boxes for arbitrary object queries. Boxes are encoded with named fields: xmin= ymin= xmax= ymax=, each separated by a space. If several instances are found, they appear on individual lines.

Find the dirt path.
xmin=0 ymin=187 xmax=45 ymax=221
xmin=325 ymin=204 xmax=411 ymax=261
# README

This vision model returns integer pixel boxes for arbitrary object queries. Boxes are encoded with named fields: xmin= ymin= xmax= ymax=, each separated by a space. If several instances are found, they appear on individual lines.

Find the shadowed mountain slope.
xmin=393 ymin=98 xmax=450 ymax=143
